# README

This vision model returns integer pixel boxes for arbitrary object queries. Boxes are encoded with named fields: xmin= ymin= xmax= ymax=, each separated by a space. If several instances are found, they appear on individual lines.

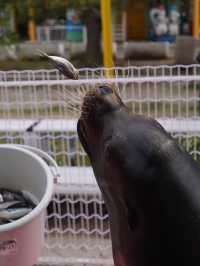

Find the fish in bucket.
xmin=0 ymin=145 xmax=58 ymax=266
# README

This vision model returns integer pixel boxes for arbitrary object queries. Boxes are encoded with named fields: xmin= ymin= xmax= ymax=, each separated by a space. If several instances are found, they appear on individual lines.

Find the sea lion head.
xmin=77 ymin=84 xmax=128 ymax=160
xmin=80 ymin=84 xmax=125 ymax=121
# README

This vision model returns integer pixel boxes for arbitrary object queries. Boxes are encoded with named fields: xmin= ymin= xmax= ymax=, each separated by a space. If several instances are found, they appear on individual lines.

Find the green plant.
xmin=0 ymin=32 xmax=18 ymax=45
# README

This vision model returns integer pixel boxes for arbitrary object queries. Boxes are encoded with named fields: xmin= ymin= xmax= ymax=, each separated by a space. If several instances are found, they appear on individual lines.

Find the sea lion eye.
xmin=98 ymin=86 xmax=113 ymax=95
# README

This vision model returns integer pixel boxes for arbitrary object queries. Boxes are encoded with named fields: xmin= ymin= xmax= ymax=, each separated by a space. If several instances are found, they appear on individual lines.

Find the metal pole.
xmin=193 ymin=0 xmax=200 ymax=39
xmin=100 ymin=0 xmax=114 ymax=70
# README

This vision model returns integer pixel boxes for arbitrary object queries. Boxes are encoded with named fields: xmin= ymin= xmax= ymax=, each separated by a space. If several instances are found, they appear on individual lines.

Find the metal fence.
xmin=36 ymin=25 xmax=87 ymax=45
xmin=36 ymin=23 xmax=126 ymax=44
xmin=1 ymin=65 xmax=200 ymax=265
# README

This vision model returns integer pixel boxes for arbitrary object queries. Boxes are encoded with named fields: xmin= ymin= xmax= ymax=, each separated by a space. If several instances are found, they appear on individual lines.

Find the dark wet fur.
xmin=77 ymin=85 xmax=200 ymax=266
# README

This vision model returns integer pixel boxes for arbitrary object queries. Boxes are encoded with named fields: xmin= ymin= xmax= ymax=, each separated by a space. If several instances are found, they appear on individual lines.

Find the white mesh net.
xmin=0 ymin=65 xmax=200 ymax=265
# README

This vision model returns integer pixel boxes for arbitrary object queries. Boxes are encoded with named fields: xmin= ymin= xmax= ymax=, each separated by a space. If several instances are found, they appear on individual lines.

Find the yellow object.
xmin=28 ymin=0 xmax=36 ymax=42
xmin=100 ymin=0 xmax=114 ymax=74
xmin=28 ymin=20 xmax=36 ymax=42
xmin=193 ymin=0 xmax=200 ymax=38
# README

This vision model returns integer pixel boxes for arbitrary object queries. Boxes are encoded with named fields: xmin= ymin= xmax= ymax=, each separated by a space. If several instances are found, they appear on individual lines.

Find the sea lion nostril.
xmin=98 ymin=86 xmax=113 ymax=95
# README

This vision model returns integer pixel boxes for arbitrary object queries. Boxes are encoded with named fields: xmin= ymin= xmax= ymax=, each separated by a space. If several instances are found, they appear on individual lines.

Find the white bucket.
xmin=0 ymin=144 xmax=55 ymax=266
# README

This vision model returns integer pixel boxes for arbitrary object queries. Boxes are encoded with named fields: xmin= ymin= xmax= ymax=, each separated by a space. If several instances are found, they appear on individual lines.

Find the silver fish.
xmin=0 ymin=208 xmax=32 ymax=220
xmin=0 ymin=189 xmax=24 ymax=202
xmin=38 ymin=50 xmax=79 ymax=80
xmin=0 ymin=201 xmax=21 ymax=210
xmin=0 ymin=189 xmax=37 ymax=224
xmin=0 ymin=218 xmax=13 ymax=225
xmin=22 ymin=190 xmax=38 ymax=206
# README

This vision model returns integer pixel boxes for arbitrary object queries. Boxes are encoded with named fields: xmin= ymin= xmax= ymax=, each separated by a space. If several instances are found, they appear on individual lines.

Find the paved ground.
xmin=36 ymin=234 xmax=113 ymax=266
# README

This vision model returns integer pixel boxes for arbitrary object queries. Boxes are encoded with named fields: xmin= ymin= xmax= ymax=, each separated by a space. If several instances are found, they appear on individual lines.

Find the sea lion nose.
xmin=98 ymin=86 xmax=113 ymax=96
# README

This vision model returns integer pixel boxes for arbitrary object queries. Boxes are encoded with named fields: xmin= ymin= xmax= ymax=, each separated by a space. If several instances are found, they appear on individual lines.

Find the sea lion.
xmin=40 ymin=53 xmax=200 ymax=266
xmin=77 ymin=84 xmax=200 ymax=266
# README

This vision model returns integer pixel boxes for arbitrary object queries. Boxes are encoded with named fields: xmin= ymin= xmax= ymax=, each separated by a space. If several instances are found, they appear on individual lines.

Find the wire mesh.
xmin=0 ymin=65 xmax=200 ymax=265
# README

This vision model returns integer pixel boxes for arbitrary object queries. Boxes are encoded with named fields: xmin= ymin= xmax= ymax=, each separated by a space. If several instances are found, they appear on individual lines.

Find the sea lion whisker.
xmin=63 ymin=91 xmax=82 ymax=103
xmin=62 ymin=98 xmax=81 ymax=106
xmin=67 ymin=108 xmax=81 ymax=114
xmin=67 ymin=103 xmax=81 ymax=110
xmin=79 ymin=85 xmax=88 ymax=95
xmin=63 ymin=94 xmax=82 ymax=103
xmin=65 ymin=107 xmax=77 ymax=113
xmin=79 ymin=85 xmax=85 ymax=92
xmin=66 ymin=98 xmax=82 ymax=105
xmin=77 ymin=92 xmax=85 ymax=99
xmin=67 ymin=108 xmax=81 ymax=115
xmin=61 ymin=100 xmax=81 ymax=112
xmin=70 ymin=106 xmax=82 ymax=112
xmin=64 ymin=89 xmax=83 ymax=100
xmin=68 ymin=103 xmax=81 ymax=111
xmin=61 ymin=93 xmax=82 ymax=105
xmin=66 ymin=108 xmax=81 ymax=114
xmin=67 ymin=103 xmax=81 ymax=109
xmin=60 ymin=97 xmax=81 ymax=108
xmin=76 ymin=92 xmax=84 ymax=101
xmin=55 ymin=91 xmax=81 ymax=107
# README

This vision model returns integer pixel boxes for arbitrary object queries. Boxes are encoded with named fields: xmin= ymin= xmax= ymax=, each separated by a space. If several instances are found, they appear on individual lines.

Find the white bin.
xmin=0 ymin=145 xmax=55 ymax=266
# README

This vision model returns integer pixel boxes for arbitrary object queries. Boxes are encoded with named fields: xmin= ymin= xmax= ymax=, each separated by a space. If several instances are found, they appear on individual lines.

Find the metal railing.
xmin=36 ymin=22 xmax=126 ymax=44
xmin=36 ymin=25 xmax=87 ymax=45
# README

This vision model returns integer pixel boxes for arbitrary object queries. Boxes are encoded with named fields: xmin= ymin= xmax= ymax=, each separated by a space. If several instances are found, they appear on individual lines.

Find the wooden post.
xmin=100 ymin=0 xmax=114 ymax=73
